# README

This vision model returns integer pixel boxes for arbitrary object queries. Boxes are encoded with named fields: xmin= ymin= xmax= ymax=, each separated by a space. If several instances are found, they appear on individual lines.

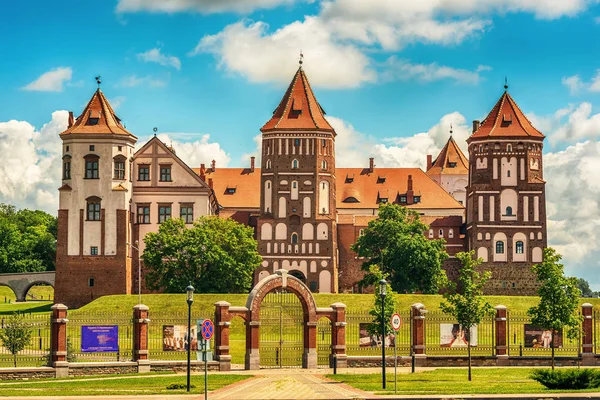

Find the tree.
xmin=0 ymin=313 xmax=33 ymax=367
xmin=351 ymin=203 xmax=448 ymax=294
xmin=142 ymin=217 xmax=262 ymax=293
xmin=528 ymin=248 xmax=582 ymax=370
xmin=577 ymin=278 xmax=594 ymax=298
xmin=364 ymin=266 xmax=398 ymax=340
xmin=441 ymin=251 xmax=494 ymax=381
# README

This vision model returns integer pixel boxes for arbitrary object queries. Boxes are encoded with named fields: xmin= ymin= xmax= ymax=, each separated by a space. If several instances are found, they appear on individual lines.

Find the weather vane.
xmin=450 ymin=124 xmax=453 ymax=137
xmin=299 ymin=50 xmax=304 ymax=66
xmin=504 ymin=76 xmax=508 ymax=91
xmin=95 ymin=75 xmax=102 ymax=88
xmin=153 ymin=127 xmax=158 ymax=137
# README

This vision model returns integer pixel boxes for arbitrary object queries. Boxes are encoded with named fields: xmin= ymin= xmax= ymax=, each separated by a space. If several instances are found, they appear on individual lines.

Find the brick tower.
xmin=466 ymin=85 xmax=547 ymax=295
xmin=55 ymin=85 xmax=137 ymax=308
xmin=255 ymin=60 xmax=338 ymax=293
xmin=426 ymin=134 xmax=469 ymax=206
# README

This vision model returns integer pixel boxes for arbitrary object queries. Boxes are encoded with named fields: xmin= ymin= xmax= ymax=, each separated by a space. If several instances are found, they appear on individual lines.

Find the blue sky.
xmin=2 ymin=0 xmax=600 ymax=286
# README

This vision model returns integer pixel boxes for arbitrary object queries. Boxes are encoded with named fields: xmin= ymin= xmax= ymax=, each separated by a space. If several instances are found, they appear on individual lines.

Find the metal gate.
xmin=259 ymin=290 xmax=304 ymax=368
xmin=317 ymin=319 xmax=332 ymax=367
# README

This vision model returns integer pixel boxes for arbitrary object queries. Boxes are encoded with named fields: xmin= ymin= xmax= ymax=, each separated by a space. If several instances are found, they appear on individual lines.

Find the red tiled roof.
xmin=426 ymin=136 xmax=469 ymax=176
xmin=261 ymin=67 xmax=334 ymax=133
xmin=192 ymin=168 xmax=261 ymax=209
xmin=61 ymin=89 xmax=135 ymax=137
xmin=469 ymin=91 xmax=544 ymax=140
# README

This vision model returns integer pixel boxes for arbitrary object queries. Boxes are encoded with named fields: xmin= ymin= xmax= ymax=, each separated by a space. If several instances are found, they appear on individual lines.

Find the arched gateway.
xmin=214 ymin=270 xmax=347 ymax=370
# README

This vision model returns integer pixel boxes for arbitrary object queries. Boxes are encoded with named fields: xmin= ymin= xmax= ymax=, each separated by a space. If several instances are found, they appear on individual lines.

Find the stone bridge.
xmin=0 ymin=271 xmax=55 ymax=302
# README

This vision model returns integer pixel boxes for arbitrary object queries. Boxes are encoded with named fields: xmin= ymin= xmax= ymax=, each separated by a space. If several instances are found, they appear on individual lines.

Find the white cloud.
xmin=0 ymin=111 xmax=67 ymax=214
xmin=116 ymin=0 xmax=302 ymax=14
xmin=22 ymin=67 xmax=73 ymax=92
xmin=537 ymin=102 xmax=600 ymax=144
xmin=240 ymin=134 xmax=263 ymax=166
xmin=382 ymin=57 xmax=491 ymax=84
xmin=137 ymin=48 xmax=181 ymax=70
xmin=109 ymin=96 xmax=126 ymax=110
xmin=118 ymin=75 xmax=167 ymax=88
xmin=561 ymin=75 xmax=585 ymax=95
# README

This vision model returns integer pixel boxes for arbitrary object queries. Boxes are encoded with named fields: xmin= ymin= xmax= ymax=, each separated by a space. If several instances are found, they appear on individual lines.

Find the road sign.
xmin=201 ymin=319 xmax=214 ymax=341
xmin=391 ymin=313 xmax=402 ymax=331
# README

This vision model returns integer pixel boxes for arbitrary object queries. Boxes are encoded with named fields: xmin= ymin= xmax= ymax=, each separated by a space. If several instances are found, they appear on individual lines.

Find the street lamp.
xmin=379 ymin=279 xmax=387 ymax=390
xmin=127 ymin=241 xmax=141 ymax=305
xmin=186 ymin=284 xmax=194 ymax=392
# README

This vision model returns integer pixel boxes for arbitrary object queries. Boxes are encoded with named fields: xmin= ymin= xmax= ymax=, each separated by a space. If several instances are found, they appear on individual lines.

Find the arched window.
xmin=439 ymin=229 xmax=443 ymax=237
xmin=495 ymin=241 xmax=505 ymax=254
xmin=506 ymin=206 xmax=513 ymax=216
xmin=507 ymin=170 xmax=511 ymax=177
xmin=291 ymin=233 xmax=298 ymax=244
xmin=84 ymin=155 xmax=99 ymax=179
xmin=479 ymin=145 xmax=483 ymax=153
xmin=86 ymin=196 xmax=101 ymax=221
xmin=449 ymin=229 xmax=454 ymax=238
xmin=507 ymin=144 xmax=512 ymax=152
xmin=428 ymin=229 xmax=433 ymax=238
xmin=113 ymin=155 xmax=126 ymax=180
xmin=292 ymin=159 xmax=299 ymax=169
xmin=516 ymin=241 xmax=524 ymax=254
xmin=62 ymin=155 xmax=72 ymax=180
xmin=266 ymin=159 xmax=272 ymax=169
xmin=321 ymin=160 xmax=327 ymax=170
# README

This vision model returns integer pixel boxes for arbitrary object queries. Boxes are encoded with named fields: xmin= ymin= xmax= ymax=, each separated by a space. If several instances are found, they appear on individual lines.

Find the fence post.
xmin=214 ymin=301 xmax=232 ymax=371
xmin=133 ymin=304 xmax=150 ymax=372
xmin=411 ymin=303 xmax=426 ymax=367
xmin=495 ymin=305 xmax=509 ymax=366
xmin=582 ymin=303 xmax=595 ymax=366
xmin=50 ymin=303 xmax=69 ymax=378
xmin=331 ymin=302 xmax=347 ymax=368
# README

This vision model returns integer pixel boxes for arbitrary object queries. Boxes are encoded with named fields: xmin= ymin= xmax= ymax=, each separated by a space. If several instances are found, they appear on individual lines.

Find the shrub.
xmin=166 ymin=383 xmax=196 ymax=390
xmin=531 ymin=368 xmax=600 ymax=389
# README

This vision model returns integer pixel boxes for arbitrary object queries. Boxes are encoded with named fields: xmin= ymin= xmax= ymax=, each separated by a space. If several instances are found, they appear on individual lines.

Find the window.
xmin=160 ymin=166 xmax=172 ymax=181
xmin=180 ymin=205 xmax=194 ymax=224
xmin=266 ymin=159 xmax=272 ymax=169
xmin=322 ymin=139 xmax=326 ymax=147
xmin=138 ymin=165 xmax=150 ymax=181
xmin=507 ymin=144 xmax=512 ymax=152
xmin=66 ymin=146 xmax=69 ymax=152
xmin=158 ymin=205 xmax=172 ymax=223
xmin=448 ymin=162 xmax=457 ymax=168
xmin=414 ymin=196 xmax=421 ymax=203
xmin=321 ymin=160 xmax=327 ymax=170
xmin=516 ymin=241 xmax=524 ymax=254
xmin=399 ymin=196 xmax=407 ymax=203
xmin=428 ymin=229 xmax=434 ymax=238
xmin=87 ymin=200 xmax=100 ymax=221
xmin=90 ymin=246 xmax=98 ymax=256
xmin=294 ymin=139 xmax=300 ymax=146
xmin=63 ymin=157 xmax=71 ymax=180
xmin=479 ymin=145 xmax=483 ymax=152
xmin=85 ymin=158 xmax=99 ymax=179
xmin=449 ymin=229 xmax=454 ymax=238
xmin=88 ymin=278 xmax=95 ymax=287
xmin=291 ymin=233 xmax=298 ymax=244
xmin=114 ymin=159 xmax=125 ymax=180
xmin=118 ymin=146 xmax=122 ymax=151
xmin=359 ymin=229 xmax=365 ymax=236
xmin=137 ymin=205 xmax=150 ymax=224
xmin=292 ymin=181 xmax=297 ymax=189
xmin=225 ymin=187 xmax=236 ymax=194
xmin=439 ymin=229 xmax=443 ymax=237
xmin=292 ymin=159 xmax=299 ymax=169
xmin=506 ymin=206 xmax=513 ymax=216
xmin=507 ymin=170 xmax=511 ymax=178
xmin=377 ymin=176 xmax=386 ymax=184
xmin=495 ymin=241 xmax=505 ymax=254
xmin=89 ymin=145 xmax=95 ymax=151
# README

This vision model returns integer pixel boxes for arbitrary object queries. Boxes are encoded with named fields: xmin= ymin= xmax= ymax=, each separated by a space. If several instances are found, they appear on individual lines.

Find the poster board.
xmin=440 ymin=324 xmax=478 ymax=347
xmin=162 ymin=325 xmax=198 ymax=351
xmin=81 ymin=326 xmax=119 ymax=352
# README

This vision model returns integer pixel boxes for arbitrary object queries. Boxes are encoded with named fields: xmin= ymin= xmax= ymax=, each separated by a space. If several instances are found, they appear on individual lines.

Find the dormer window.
xmin=379 ymin=198 xmax=388 ymax=204
xmin=87 ymin=111 xmax=100 ymax=126
xmin=502 ymin=113 xmax=512 ymax=124
xmin=343 ymin=197 xmax=359 ymax=203
xmin=345 ymin=175 xmax=354 ymax=183
xmin=414 ymin=196 xmax=421 ymax=203
xmin=377 ymin=176 xmax=386 ymax=184
xmin=399 ymin=195 xmax=407 ymax=203
xmin=291 ymin=97 xmax=302 ymax=114
xmin=448 ymin=162 xmax=457 ymax=168
xmin=225 ymin=187 xmax=236 ymax=194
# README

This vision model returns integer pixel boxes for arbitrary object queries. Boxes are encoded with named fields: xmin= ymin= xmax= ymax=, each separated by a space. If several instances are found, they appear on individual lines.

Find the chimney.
xmin=369 ymin=157 xmax=374 ymax=173
xmin=472 ymin=120 xmax=480 ymax=134
xmin=250 ymin=156 xmax=255 ymax=172
xmin=211 ymin=159 xmax=216 ymax=172
xmin=200 ymin=163 xmax=206 ymax=181
xmin=208 ymin=178 xmax=213 ymax=189
xmin=426 ymin=155 xmax=433 ymax=171
xmin=407 ymin=174 xmax=414 ymax=204
xmin=68 ymin=112 xmax=74 ymax=128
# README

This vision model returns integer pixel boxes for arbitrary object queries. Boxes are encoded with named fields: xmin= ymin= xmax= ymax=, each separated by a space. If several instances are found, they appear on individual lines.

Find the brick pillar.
xmin=50 ymin=304 xmax=69 ymax=377
xmin=582 ymin=303 xmax=595 ymax=366
xmin=303 ymin=321 xmax=318 ymax=369
xmin=245 ymin=321 xmax=260 ymax=370
xmin=411 ymin=303 xmax=426 ymax=357
xmin=331 ymin=302 xmax=347 ymax=368
xmin=495 ymin=305 xmax=508 ymax=365
xmin=133 ymin=304 xmax=150 ymax=372
xmin=214 ymin=301 xmax=232 ymax=371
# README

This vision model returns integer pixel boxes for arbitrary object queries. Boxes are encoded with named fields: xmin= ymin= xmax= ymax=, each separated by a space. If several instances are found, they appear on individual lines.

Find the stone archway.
xmin=214 ymin=269 xmax=347 ymax=370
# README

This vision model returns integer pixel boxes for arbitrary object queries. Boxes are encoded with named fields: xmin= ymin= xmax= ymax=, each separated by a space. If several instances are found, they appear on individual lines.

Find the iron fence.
xmin=425 ymin=311 xmax=495 ymax=356
xmin=148 ymin=311 xmax=213 ymax=361
xmin=345 ymin=309 xmax=411 ymax=357
xmin=0 ymin=312 xmax=50 ymax=367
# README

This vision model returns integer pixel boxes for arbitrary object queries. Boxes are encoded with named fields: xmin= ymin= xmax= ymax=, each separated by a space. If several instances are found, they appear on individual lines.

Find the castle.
xmin=54 ymin=65 xmax=547 ymax=308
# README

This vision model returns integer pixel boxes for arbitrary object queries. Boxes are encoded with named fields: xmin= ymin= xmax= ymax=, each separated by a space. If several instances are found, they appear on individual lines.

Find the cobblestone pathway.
xmin=210 ymin=373 xmax=371 ymax=400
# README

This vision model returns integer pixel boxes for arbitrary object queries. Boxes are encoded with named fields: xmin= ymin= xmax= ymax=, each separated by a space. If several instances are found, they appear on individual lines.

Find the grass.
xmin=327 ymin=368 xmax=600 ymax=395
xmin=0 ymin=373 xmax=250 ymax=396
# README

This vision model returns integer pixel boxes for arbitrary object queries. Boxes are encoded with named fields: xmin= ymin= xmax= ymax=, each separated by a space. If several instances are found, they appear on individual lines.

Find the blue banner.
xmin=81 ymin=325 xmax=119 ymax=352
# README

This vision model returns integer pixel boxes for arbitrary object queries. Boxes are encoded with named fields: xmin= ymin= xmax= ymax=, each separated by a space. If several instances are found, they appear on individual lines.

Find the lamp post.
xmin=379 ymin=279 xmax=387 ymax=390
xmin=186 ymin=284 xmax=194 ymax=392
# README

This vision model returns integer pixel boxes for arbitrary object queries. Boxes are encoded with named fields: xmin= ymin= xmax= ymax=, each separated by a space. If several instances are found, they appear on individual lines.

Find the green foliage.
xmin=577 ymin=278 xmax=595 ymax=298
xmin=364 ymin=266 xmax=398 ymax=337
xmin=0 ymin=203 xmax=57 ymax=273
xmin=0 ymin=313 xmax=33 ymax=367
xmin=143 ymin=217 xmax=262 ymax=293
xmin=351 ymin=204 xmax=448 ymax=294
xmin=530 ymin=369 xmax=600 ymax=390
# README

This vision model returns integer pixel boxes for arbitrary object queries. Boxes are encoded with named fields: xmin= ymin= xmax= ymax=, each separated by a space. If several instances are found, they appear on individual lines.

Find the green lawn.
xmin=327 ymin=368 xmax=600 ymax=395
xmin=0 ymin=374 xmax=250 ymax=396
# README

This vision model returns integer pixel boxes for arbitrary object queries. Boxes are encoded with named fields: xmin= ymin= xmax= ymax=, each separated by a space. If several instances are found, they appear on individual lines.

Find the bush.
xmin=531 ymin=368 xmax=600 ymax=389
xmin=166 ymin=383 xmax=196 ymax=390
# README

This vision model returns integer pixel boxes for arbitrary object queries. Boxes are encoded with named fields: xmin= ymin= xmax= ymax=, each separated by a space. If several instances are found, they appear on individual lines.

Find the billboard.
xmin=524 ymin=325 xmax=563 ymax=348
xmin=440 ymin=324 xmax=478 ymax=347
xmin=358 ymin=323 xmax=396 ymax=348
xmin=162 ymin=325 xmax=198 ymax=351
xmin=81 ymin=326 xmax=119 ymax=352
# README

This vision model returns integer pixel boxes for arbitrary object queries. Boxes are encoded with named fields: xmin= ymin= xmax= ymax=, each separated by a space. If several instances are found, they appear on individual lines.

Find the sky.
xmin=1 ymin=0 xmax=600 ymax=287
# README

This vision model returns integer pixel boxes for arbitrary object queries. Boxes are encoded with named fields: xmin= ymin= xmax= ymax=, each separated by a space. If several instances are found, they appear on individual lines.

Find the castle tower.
xmin=426 ymin=134 xmax=469 ymax=206
xmin=55 ymin=87 xmax=137 ymax=307
xmin=255 ymin=61 xmax=338 ymax=293
xmin=466 ymin=86 xmax=547 ymax=295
